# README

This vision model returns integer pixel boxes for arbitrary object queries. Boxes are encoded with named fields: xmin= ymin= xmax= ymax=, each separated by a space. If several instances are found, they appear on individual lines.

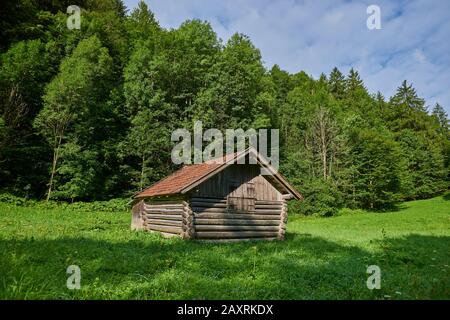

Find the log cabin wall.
xmin=131 ymin=200 xmax=145 ymax=230
xmin=189 ymin=164 xmax=286 ymax=241
xmin=137 ymin=200 xmax=194 ymax=238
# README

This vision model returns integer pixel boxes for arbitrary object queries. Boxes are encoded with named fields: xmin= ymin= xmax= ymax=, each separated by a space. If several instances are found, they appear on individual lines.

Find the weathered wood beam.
xmin=253 ymin=209 xmax=282 ymax=215
xmin=143 ymin=208 xmax=184 ymax=215
xmin=145 ymin=201 xmax=183 ymax=208
xmin=143 ymin=219 xmax=182 ymax=227
xmin=144 ymin=206 xmax=184 ymax=210
xmin=194 ymin=218 xmax=280 ymax=225
xmin=195 ymin=231 xmax=279 ymax=239
xmin=194 ymin=213 xmax=280 ymax=220
xmin=144 ymin=203 xmax=184 ymax=209
xmin=254 ymin=208 xmax=282 ymax=212
xmin=255 ymin=200 xmax=283 ymax=205
xmin=195 ymin=225 xmax=279 ymax=231
xmin=190 ymin=203 xmax=227 ymax=209
xmin=143 ymin=214 xmax=182 ymax=221
xmin=254 ymin=204 xmax=283 ymax=209
xmin=146 ymin=224 xmax=182 ymax=234
xmin=191 ymin=207 xmax=228 ymax=213
xmin=190 ymin=197 xmax=226 ymax=203
xmin=191 ymin=207 xmax=281 ymax=215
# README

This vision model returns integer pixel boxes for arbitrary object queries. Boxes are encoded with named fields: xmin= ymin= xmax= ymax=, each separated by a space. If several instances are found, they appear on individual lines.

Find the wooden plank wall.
xmin=190 ymin=196 xmax=285 ymax=241
xmin=252 ymin=175 xmax=283 ymax=201
xmin=140 ymin=200 xmax=193 ymax=238
xmin=193 ymin=164 xmax=282 ymax=201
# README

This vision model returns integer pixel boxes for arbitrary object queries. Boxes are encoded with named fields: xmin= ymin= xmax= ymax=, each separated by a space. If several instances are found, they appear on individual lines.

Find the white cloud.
xmin=123 ymin=0 xmax=450 ymax=114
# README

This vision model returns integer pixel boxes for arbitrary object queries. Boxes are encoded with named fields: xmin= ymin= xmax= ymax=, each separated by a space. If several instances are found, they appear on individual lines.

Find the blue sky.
xmin=123 ymin=0 xmax=450 ymax=114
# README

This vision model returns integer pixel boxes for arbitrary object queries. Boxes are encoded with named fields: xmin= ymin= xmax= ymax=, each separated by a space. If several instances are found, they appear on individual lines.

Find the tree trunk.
xmin=320 ymin=110 xmax=327 ymax=179
xmin=46 ymin=134 xmax=62 ymax=201
xmin=329 ymin=150 xmax=333 ymax=179
xmin=140 ymin=154 xmax=146 ymax=191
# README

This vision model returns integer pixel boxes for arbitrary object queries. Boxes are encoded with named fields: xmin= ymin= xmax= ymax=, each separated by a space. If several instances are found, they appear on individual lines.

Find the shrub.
xmin=290 ymin=178 xmax=343 ymax=217
xmin=0 ymin=192 xmax=129 ymax=212
xmin=0 ymin=193 xmax=29 ymax=206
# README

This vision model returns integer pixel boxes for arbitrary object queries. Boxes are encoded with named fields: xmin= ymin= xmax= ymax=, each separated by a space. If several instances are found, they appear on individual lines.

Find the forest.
xmin=1 ymin=0 xmax=449 ymax=216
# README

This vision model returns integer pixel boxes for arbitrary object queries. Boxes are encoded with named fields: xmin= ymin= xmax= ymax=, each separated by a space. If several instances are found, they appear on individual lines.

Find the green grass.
xmin=0 ymin=194 xmax=449 ymax=299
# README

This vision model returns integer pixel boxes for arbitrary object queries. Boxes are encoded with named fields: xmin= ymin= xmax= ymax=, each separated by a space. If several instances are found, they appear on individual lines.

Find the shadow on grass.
xmin=0 ymin=232 xmax=449 ymax=299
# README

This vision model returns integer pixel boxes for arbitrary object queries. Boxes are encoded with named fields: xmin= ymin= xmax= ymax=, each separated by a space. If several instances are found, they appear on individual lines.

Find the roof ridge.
xmin=134 ymin=147 xmax=302 ymax=200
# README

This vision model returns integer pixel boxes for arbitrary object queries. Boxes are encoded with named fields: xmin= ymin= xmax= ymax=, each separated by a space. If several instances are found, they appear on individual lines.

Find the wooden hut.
xmin=131 ymin=148 xmax=302 ymax=241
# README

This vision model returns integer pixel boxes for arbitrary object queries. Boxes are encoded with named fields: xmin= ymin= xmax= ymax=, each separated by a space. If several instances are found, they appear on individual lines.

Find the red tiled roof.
xmin=135 ymin=162 xmax=222 ymax=198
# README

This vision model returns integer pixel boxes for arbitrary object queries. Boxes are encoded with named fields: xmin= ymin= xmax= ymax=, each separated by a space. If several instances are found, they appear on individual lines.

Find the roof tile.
xmin=136 ymin=162 xmax=222 ymax=198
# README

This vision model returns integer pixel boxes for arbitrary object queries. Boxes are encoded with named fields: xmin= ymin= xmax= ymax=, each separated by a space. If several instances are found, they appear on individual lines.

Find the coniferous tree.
xmin=391 ymin=80 xmax=426 ymax=112
xmin=126 ymin=0 xmax=160 ymax=45
xmin=387 ymin=80 xmax=430 ymax=132
xmin=432 ymin=103 xmax=450 ymax=134
xmin=328 ymin=67 xmax=345 ymax=100
xmin=345 ymin=68 xmax=365 ymax=96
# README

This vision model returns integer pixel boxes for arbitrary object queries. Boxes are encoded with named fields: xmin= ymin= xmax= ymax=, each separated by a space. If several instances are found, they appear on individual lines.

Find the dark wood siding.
xmin=192 ymin=164 xmax=282 ymax=201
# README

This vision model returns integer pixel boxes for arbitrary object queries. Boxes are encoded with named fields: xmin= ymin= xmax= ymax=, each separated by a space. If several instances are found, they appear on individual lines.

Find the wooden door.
xmin=227 ymin=182 xmax=255 ymax=213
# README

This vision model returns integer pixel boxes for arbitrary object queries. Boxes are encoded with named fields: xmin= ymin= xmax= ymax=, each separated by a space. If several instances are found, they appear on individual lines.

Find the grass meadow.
xmin=0 ymin=193 xmax=449 ymax=299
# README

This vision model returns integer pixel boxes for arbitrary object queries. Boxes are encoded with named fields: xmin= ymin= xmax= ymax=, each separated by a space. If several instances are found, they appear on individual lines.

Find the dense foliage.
xmin=1 ymin=1 xmax=449 ymax=214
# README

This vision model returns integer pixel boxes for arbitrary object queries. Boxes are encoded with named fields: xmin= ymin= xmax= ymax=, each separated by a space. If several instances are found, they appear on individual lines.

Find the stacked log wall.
xmin=140 ymin=201 xmax=185 ymax=237
xmin=190 ymin=197 xmax=284 ymax=241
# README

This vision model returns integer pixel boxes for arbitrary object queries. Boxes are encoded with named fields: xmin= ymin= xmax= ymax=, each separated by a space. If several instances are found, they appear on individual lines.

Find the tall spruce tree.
xmin=432 ymin=103 xmax=450 ymax=134
xmin=328 ymin=67 xmax=346 ymax=100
